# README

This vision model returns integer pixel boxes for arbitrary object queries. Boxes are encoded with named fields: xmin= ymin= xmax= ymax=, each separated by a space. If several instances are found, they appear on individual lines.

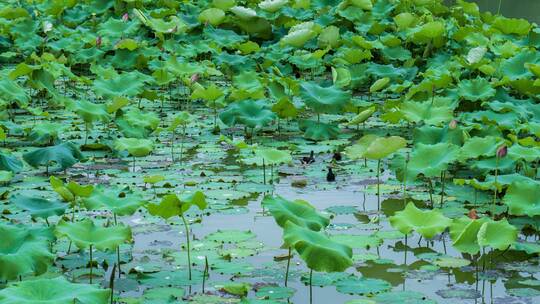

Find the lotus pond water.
xmin=0 ymin=0 xmax=539 ymax=303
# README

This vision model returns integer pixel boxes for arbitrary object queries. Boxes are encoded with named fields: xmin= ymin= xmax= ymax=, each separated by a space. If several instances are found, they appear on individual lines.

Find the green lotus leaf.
xmin=504 ymin=181 xmax=540 ymax=216
xmin=94 ymin=72 xmax=149 ymax=98
xmin=259 ymin=0 xmax=289 ymax=12
xmin=0 ymin=151 xmax=23 ymax=173
xmin=407 ymin=142 xmax=459 ymax=178
xmin=336 ymin=277 xmax=391 ymax=295
xmin=191 ymin=84 xmax=225 ymax=101
xmin=500 ymin=50 xmax=540 ymax=80
xmin=413 ymin=125 xmax=464 ymax=146
xmin=345 ymin=135 xmax=406 ymax=160
xmin=198 ymin=8 xmax=226 ymax=26
xmin=242 ymin=148 xmax=292 ymax=166
xmin=10 ymin=194 xmax=67 ymax=219
xmin=507 ymin=144 xmax=540 ymax=162
xmin=300 ymin=82 xmax=351 ymax=114
xmin=219 ymin=100 xmax=276 ymax=128
xmin=114 ymin=138 xmax=154 ymax=157
xmin=412 ymin=21 xmax=445 ymax=43
xmin=262 ymin=195 xmax=329 ymax=231
xmin=0 ymin=170 xmax=12 ymax=183
xmin=492 ymin=16 xmax=531 ymax=35
xmin=168 ymin=111 xmax=192 ymax=131
xmin=82 ymin=186 xmax=146 ymax=216
xmin=299 ymin=120 xmax=341 ymax=141
xmin=98 ymin=17 xmax=140 ymax=38
xmin=67 ymin=99 xmax=111 ymax=124
xmin=272 ymin=97 xmax=298 ymax=119
xmin=348 ymin=106 xmax=376 ymax=126
xmin=369 ymin=77 xmax=390 ymax=93
xmin=449 ymin=216 xmax=488 ymax=255
xmin=372 ymin=291 xmax=436 ymax=304
xmin=213 ymin=0 xmax=236 ymax=10
xmin=389 ymin=203 xmax=451 ymax=239
xmin=0 ymin=276 xmax=110 ymax=304
xmin=477 ymin=218 xmax=517 ymax=251
xmin=400 ymin=99 xmax=454 ymax=126
xmin=351 ymin=0 xmax=373 ymax=10
xmin=283 ymin=221 xmax=353 ymax=273
xmin=457 ymin=77 xmax=496 ymax=102
xmin=147 ymin=191 xmax=207 ymax=220
xmin=55 ymin=218 xmax=132 ymax=251
xmin=458 ymin=136 xmax=501 ymax=161
xmin=0 ymin=78 xmax=29 ymax=106
xmin=23 ymin=142 xmax=83 ymax=171
xmin=0 ymin=224 xmax=54 ymax=280
xmin=122 ymin=107 xmax=160 ymax=131
xmin=27 ymin=122 xmax=66 ymax=145
xmin=281 ymin=28 xmax=317 ymax=48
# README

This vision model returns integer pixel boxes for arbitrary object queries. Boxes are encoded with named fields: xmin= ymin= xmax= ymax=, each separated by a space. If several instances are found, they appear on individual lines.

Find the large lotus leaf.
xmin=283 ymin=222 xmax=353 ymax=273
xmin=262 ymin=195 xmax=329 ymax=231
xmin=400 ymin=99 xmax=454 ymax=126
xmin=27 ymin=122 xmax=66 ymax=145
xmin=457 ymin=77 xmax=496 ymax=102
xmin=191 ymin=83 xmax=224 ymax=101
xmin=123 ymin=107 xmax=160 ymax=131
xmin=219 ymin=100 xmax=276 ymax=128
xmin=345 ymin=135 xmax=406 ymax=160
xmin=477 ymin=219 xmax=517 ymax=251
xmin=55 ymin=219 xmax=132 ymax=251
xmin=413 ymin=125 xmax=464 ymax=146
xmin=82 ymin=186 xmax=146 ymax=216
xmin=507 ymin=144 xmax=540 ymax=162
xmin=94 ymin=72 xmax=148 ymax=98
xmin=259 ymin=0 xmax=289 ymax=12
xmin=98 ymin=17 xmax=140 ymax=38
xmin=23 ymin=142 xmax=83 ymax=170
xmin=0 ymin=224 xmax=54 ymax=280
xmin=504 ymin=181 xmax=540 ymax=216
xmin=412 ymin=21 xmax=445 ymax=43
xmin=0 ymin=151 xmax=23 ymax=173
xmin=458 ymin=136 xmax=501 ymax=160
xmin=492 ymin=16 xmax=531 ymax=35
xmin=500 ymin=50 xmax=540 ymax=80
xmin=300 ymin=82 xmax=351 ymax=114
xmin=198 ymin=8 xmax=226 ymax=26
xmin=408 ymin=143 xmax=459 ymax=178
xmin=68 ymin=99 xmax=111 ymax=124
xmin=147 ymin=191 xmax=207 ymax=220
xmin=449 ymin=216 xmax=488 ymax=255
xmin=389 ymin=203 xmax=451 ymax=239
xmin=281 ymin=28 xmax=317 ymax=48
xmin=348 ymin=106 xmax=376 ymax=125
xmin=242 ymin=148 xmax=292 ymax=166
xmin=114 ymin=138 xmax=154 ymax=157
xmin=0 ymin=78 xmax=29 ymax=105
xmin=299 ymin=120 xmax=341 ymax=141
xmin=0 ymin=276 xmax=110 ymax=304
xmin=10 ymin=195 xmax=67 ymax=219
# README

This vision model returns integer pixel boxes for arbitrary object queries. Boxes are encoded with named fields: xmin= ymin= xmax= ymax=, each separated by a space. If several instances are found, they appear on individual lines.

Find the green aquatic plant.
xmin=23 ymin=142 xmax=83 ymax=175
xmin=389 ymin=202 xmax=451 ymax=239
xmin=262 ymin=195 xmax=329 ymax=286
xmin=345 ymin=135 xmax=406 ymax=209
xmin=283 ymin=221 xmax=353 ymax=302
xmin=114 ymin=137 xmax=154 ymax=172
xmin=147 ymin=191 xmax=207 ymax=281
xmin=167 ymin=111 xmax=192 ymax=162
xmin=55 ymin=219 xmax=132 ymax=283
xmin=0 ymin=276 xmax=110 ymax=304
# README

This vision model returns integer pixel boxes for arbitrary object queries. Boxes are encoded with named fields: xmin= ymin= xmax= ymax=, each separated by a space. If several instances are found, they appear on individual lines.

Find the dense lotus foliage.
xmin=0 ymin=0 xmax=539 ymax=303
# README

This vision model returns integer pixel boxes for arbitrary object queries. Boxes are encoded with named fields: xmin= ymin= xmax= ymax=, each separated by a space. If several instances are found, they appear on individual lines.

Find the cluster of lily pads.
xmin=0 ymin=0 xmax=539 ymax=303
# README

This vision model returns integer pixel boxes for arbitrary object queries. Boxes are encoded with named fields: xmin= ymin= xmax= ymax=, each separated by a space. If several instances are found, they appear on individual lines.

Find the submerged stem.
xmin=285 ymin=247 xmax=291 ymax=287
xmin=377 ymin=159 xmax=381 ymax=211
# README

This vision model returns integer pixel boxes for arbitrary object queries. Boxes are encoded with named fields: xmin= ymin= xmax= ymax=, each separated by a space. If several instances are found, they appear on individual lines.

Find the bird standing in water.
xmin=326 ymin=167 xmax=336 ymax=182
xmin=301 ymin=150 xmax=315 ymax=164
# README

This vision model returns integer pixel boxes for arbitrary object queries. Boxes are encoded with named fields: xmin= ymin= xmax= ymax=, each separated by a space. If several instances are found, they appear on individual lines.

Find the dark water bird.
xmin=301 ymin=150 xmax=315 ymax=164
xmin=332 ymin=151 xmax=342 ymax=162
xmin=326 ymin=167 xmax=336 ymax=182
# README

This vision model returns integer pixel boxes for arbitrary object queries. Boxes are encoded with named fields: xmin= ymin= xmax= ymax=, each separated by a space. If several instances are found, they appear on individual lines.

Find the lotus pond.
xmin=1 ymin=0 xmax=540 ymax=303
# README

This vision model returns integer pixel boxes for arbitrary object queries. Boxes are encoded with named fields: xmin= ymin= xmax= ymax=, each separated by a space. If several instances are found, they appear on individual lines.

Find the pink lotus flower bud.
xmin=122 ymin=13 xmax=129 ymax=22
xmin=497 ymin=145 xmax=507 ymax=158
xmin=449 ymin=119 xmax=458 ymax=129
xmin=96 ymin=36 xmax=102 ymax=48
xmin=468 ymin=209 xmax=479 ymax=220
xmin=190 ymin=73 xmax=199 ymax=83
